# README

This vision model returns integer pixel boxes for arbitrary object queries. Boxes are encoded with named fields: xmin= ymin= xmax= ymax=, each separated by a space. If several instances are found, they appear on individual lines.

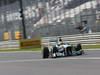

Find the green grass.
xmin=82 ymin=44 xmax=100 ymax=49
xmin=0 ymin=48 xmax=41 ymax=52
xmin=0 ymin=44 xmax=100 ymax=52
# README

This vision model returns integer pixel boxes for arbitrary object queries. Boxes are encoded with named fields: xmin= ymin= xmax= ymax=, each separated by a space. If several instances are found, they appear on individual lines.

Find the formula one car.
xmin=42 ymin=37 xmax=84 ymax=58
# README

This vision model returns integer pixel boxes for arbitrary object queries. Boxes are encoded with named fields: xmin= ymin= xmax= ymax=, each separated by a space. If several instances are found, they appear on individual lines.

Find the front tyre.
xmin=43 ymin=47 xmax=49 ymax=59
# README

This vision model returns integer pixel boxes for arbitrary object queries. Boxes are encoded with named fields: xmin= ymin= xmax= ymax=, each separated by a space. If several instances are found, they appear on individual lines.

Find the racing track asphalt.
xmin=0 ymin=49 xmax=100 ymax=75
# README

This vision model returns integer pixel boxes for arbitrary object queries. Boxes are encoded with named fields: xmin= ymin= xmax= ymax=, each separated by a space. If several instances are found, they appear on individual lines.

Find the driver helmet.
xmin=57 ymin=37 xmax=64 ymax=45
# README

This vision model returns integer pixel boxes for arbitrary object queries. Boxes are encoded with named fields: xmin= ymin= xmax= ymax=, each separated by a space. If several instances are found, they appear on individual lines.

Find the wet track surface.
xmin=0 ymin=49 xmax=100 ymax=75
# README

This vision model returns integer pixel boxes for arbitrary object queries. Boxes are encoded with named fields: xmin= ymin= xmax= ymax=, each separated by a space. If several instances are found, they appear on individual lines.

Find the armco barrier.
xmin=0 ymin=33 xmax=100 ymax=49
xmin=0 ymin=38 xmax=42 ymax=50
xmin=0 ymin=40 xmax=19 ymax=49
xmin=42 ymin=33 xmax=100 ymax=46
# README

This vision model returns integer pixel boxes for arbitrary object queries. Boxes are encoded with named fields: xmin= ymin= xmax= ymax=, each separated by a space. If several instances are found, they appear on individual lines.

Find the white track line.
xmin=0 ymin=57 xmax=100 ymax=63
xmin=85 ymin=48 xmax=100 ymax=50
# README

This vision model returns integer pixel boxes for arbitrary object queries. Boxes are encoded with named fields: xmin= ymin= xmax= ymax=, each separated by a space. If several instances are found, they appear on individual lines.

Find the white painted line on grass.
xmin=0 ymin=51 xmax=41 ymax=54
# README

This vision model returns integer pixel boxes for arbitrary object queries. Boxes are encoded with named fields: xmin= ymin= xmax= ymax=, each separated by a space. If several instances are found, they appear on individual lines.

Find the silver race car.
xmin=42 ymin=37 xmax=84 ymax=58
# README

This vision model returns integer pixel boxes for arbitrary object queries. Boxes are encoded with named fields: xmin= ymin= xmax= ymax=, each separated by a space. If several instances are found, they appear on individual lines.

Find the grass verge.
xmin=0 ymin=48 xmax=41 ymax=52
xmin=82 ymin=44 xmax=100 ymax=49
xmin=0 ymin=44 xmax=100 ymax=52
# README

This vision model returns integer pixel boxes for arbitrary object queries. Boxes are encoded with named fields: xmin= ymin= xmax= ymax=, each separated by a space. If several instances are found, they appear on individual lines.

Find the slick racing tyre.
xmin=76 ymin=44 xmax=84 ymax=55
xmin=76 ymin=43 xmax=82 ymax=51
xmin=43 ymin=47 xmax=49 ymax=59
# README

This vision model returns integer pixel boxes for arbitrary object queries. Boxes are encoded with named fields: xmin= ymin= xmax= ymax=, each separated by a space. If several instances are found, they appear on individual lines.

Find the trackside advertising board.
xmin=3 ymin=32 xmax=10 ymax=40
xmin=19 ymin=38 xmax=41 ymax=49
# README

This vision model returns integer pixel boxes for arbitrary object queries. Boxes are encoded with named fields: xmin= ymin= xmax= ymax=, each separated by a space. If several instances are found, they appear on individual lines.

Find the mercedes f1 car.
xmin=42 ymin=37 xmax=84 ymax=58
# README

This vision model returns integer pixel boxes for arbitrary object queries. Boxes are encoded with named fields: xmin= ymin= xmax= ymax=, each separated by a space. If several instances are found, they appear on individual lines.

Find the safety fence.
xmin=0 ymin=40 xmax=19 ymax=49
xmin=0 ymin=33 xmax=100 ymax=49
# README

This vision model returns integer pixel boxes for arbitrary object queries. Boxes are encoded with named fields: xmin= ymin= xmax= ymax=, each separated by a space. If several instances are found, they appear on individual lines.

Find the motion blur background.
xmin=0 ymin=0 xmax=100 ymax=40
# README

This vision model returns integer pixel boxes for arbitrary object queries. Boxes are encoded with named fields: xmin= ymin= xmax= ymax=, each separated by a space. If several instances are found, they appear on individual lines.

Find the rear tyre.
xmin=76 ymin=43 xmax=84 ymax=55
xmin=43 ymin=47 xmax=49 ymax=59
xmin=76 ymin=43 xmax=82 ymax=51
